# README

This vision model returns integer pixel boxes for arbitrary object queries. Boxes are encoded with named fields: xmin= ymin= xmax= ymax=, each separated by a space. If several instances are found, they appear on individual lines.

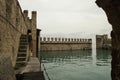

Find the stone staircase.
xmin=16 ymin=35 xmax=29 ymax=69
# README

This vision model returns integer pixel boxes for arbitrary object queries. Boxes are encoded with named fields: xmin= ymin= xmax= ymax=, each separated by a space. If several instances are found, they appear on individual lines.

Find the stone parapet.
xmin=40 ymin=37 xmax=92 ymax=44
xmin=40 ymin=37 xmax=92 ymax=51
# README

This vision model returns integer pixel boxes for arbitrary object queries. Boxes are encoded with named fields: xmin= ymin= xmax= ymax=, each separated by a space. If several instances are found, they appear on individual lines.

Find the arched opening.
xmin=96 ymin=0 xmax=120 ymax=80
xmin=19 ymin=0 xmax=119 ymax=80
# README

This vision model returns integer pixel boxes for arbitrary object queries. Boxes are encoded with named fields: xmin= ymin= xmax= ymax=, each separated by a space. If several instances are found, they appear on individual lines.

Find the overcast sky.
xmin=18 ymin=0 xmax=112 ymax=37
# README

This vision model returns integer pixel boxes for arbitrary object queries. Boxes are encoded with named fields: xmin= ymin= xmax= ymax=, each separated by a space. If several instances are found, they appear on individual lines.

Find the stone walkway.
xmin=16 ymin=71 xmax=45 ymax=80
xmin=21 ymin=57 xmax=41 ymax=73
xmin=16 ymin=57 xmax=45 ymax=80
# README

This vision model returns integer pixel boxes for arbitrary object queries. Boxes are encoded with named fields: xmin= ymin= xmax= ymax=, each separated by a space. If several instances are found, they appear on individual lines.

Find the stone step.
xmin=20 ymin=38 xmax=28 ymax=40
xmin=20 ymin=42 xmax=28 ymax=45
xmin=16 ymin=61 xmax=26 ymax=69
xmin=19 ymin=46 xmax=27 ymax=49
xmin=20 ymin=35 xmax=28 ymax=38
xmin=18 ymin=57 xmax=26 ymax=58
xmin=20 ymin=37 xmax=27 ymax=40
xmin=16 ymin=61 xmax=26 ymax=63
xmin=20 ymin=40 xmax=28 ymax=43
xmin=16 ymin=61 xmax=26 ymax=65
xmin=19 ymin=48 xmax=27 ymax=50
xmin=18 ymin=53 xmax=26 ymax=57
xmin=18 ymin=49 xmax=27 ymax=52
xmin=20 ymin=39 xmax=28 ymax=42
xmin=17 ymin=57 xmax=26 ymax=61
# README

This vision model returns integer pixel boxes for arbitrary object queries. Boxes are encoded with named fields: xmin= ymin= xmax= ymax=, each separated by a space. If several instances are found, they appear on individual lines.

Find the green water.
xmin=40 ymin=49 xmax=111 ymax=80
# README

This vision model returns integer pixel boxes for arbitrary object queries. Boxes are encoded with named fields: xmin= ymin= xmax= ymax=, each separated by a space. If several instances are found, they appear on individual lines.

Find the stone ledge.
xmin=20 ymin=57 xmax=41 ymax=74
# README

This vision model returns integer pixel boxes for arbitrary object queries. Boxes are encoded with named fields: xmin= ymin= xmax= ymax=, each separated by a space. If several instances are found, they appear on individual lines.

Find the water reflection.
xmin=41 ymin=49 xmax=111 ymax=66
xmin=92 ymin=48 xmax=96 ymax=65
xmin=40 ymin=49 xmax=111 ymax=80
xmin=96 ymin=49 xmax=111 ymax=66
xmin=41 ymin=50 xmax=92 ymax=64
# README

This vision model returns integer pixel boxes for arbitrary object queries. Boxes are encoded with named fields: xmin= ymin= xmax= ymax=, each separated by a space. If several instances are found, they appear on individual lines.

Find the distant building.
xmin=96 ymin=34 xmax=111 ymax=49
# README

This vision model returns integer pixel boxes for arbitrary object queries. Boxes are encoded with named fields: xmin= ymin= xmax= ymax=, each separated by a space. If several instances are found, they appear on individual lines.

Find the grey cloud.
xmin=19 ymin=0 xmax=112 ymax=36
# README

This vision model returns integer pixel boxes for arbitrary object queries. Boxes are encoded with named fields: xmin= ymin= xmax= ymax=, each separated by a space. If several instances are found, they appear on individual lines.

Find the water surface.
xmin=40 ymin=49 xmax=111 ymax=80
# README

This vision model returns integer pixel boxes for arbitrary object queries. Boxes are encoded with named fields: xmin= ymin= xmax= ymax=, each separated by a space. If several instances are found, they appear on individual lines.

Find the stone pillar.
xmin=68 ymin=38 xmax=71 ymax=42
xmin=62 ymin=38 xmax=64 ymax=42
xmin=31 ymin=11 xmax=37 ymax=57
xmin=23 ymin=10 xmax=31 ymax=30
xmin=77 ymin=39 xmax=79 ymax=43
xmin=43 ymin=37 xmax=46 ymax=42
xmin=51 ymin=38 xmax=54 ymax=42
xmin=71 ymin=38 xmax=74 ymax=42
xmin=96 ymin=0 xmax=120 ymax=80
xmin=65 ymin=38 xmax=67 ymax=43
xmin=74 ymin=38 xmax=76 ymax=42
xmin=55 ymin=38 xmax=57 ymax=42
xmin=81 ymin=39 xmax=82 ymax=43
xmin=40 ymin=37 xmax=42 ymax=42
xmin=88 ymin=39 xmax=92 ymax=43
xmin=36 ymin=29 xmax=41 ymax=57
xmin=47 ymin=38 xmax=50 ymax=42
xmin=23 ymin=10 xmax=28 ymax=18
xmin=58 ymin=38 xmax=61 ymax=43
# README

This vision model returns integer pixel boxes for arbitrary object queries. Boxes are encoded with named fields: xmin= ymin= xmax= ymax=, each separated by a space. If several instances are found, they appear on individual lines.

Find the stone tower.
xmin=31 ymin=11 xmax=37 ymax=57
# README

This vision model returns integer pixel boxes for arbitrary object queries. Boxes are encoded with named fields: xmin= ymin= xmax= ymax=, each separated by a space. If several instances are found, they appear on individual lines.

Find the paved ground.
xmin=21 ymin=57 xmax=41 ymax=73
xmin=16 ymin=71 xmax=45 ymax=80
xmin=16 ymin=57 xmax=45 ymax=80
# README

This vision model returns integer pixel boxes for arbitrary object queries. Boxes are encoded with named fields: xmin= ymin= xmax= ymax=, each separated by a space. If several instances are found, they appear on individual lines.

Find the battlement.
xmin=40 ymin=37 xmax=92 ymax=44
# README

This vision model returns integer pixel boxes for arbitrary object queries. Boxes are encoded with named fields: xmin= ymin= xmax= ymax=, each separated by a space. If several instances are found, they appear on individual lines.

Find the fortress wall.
xmin=96 ymin=34 xmax=111 ymax=49
xmin=40 ymin=37 xmax=92 ymax=51
xmin=0 ymin=0 xmax=36 ymax=67
xmin=40 ymin=43 xmax=92 ymax=51
xmin=40 ymin=37 xmax=92 ymax=43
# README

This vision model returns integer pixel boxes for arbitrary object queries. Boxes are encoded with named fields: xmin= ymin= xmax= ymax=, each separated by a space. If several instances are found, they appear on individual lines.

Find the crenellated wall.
xmin=40 ymin=37 xmax=92 ymax=51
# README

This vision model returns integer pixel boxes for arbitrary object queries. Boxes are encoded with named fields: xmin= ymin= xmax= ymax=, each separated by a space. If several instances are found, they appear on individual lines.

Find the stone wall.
xmin=0 ymin=54 xmax=16 ymax=80
xmin=0 ymin=0 xmax=37 ymax=79
xmin=0 ymin=0 xmax=26 ymax=67
xmin=96 ymin=34 xmax=111 ymax=49
xmin=0 ymin=0 xmax=37 ymax=67
xmin=40 ymin=37 xmax=92 ymax=51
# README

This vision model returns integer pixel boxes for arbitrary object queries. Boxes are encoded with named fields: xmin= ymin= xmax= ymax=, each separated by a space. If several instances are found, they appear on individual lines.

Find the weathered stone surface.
xmin=40 ymin=37 xmax=92 ymax=51
xmin=96 ymin=0 xmax=120 ymax=80
xmin=41 ymin=43 xmax=91 ymax=51
xmin=0 ymin=0 xmax=37 ymax=66
xmin=0 ymin=54 xmax=16 ymax=80
xmin=21 ymin=57 xmax=40 ymax=73
xmin=96 ymin=34 xmax=111 ymax=49
xmin=0 ymin=0 xmax=37 ymax=80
